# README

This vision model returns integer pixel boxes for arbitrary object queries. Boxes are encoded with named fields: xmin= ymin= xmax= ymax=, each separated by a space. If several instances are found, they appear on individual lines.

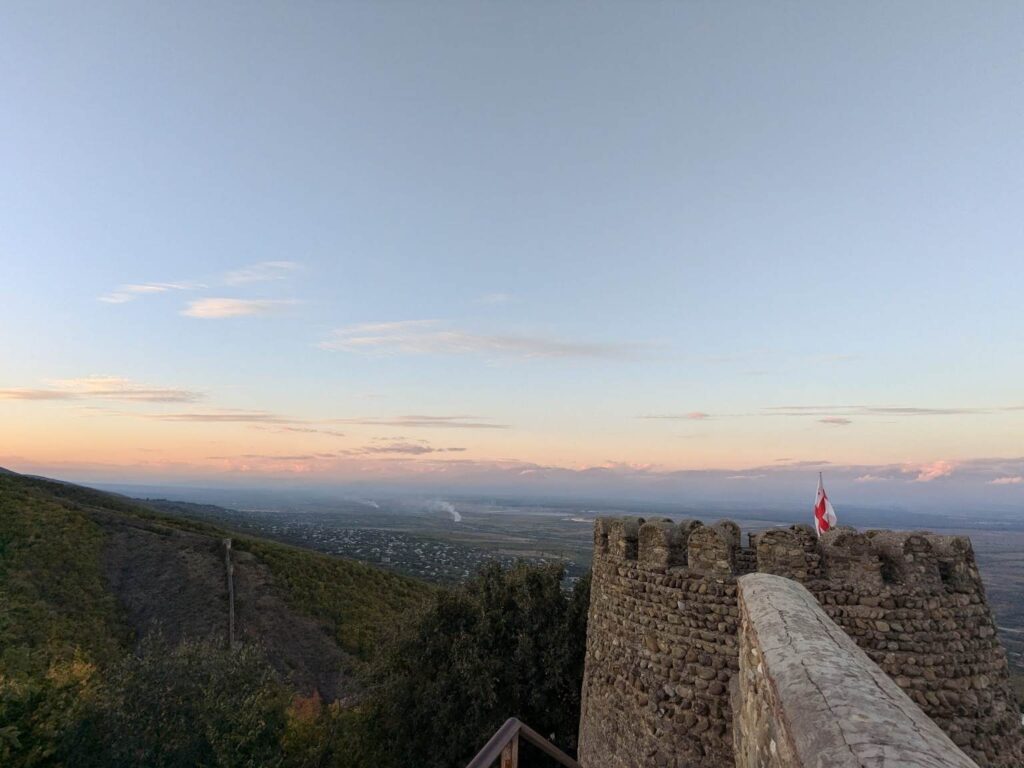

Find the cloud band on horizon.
xmin=0 ymin=376 xmax=202 ymax=403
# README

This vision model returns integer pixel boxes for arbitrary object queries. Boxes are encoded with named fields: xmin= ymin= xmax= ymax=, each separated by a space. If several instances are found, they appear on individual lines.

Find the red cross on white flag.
xmin=814 ymin=473 xmax=838 ymax=536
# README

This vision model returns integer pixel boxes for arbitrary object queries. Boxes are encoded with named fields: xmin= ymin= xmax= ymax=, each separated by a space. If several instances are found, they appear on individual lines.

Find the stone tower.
xmin=577 ymin=517 xmax=1024 ymax=768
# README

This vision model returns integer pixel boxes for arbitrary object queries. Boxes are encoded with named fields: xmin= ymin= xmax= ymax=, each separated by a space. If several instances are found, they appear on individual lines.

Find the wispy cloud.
xmin=99 ymin=282 xmax=201 ymax=304
xmin=357 ymin=441 xmax=466 ymax=456
xmin=320 ymin=320 xmax=636 ymax=359
xmin=273 ymin=426 xmax=347 ymax=438
xmin=0 ymin=376 xmax=201 ymax=403
xmin=643 ymin=404 xmax=1024 ymax=423
xmin=854 ymin=474 xmax=889 ymax=482
xmin=181 ymin=298 xmax=297 ymax=319
xmin=224 ymin=261 xmax=301 ymax=285
xmin=0 ymin=389 xmax=76 ymax=401
xmin=147 ymin=410 xmax=293 ymax=424
xmin=640 ymin=412 xmax=711 ymax=421
xmin=331 ymin=414 xmax=508 ymax=430
xmin=100 ymin=262 xmax=300 ymax=308
xmin=989 ymin=476 xmax=1023 ymax=485
xmin=209 ymin=452 xmax=338 ymax=461
xmin=766 ymin=405 xmax=994 ymax=417
xmin=145 ymin=409 xmax=503 ymax=431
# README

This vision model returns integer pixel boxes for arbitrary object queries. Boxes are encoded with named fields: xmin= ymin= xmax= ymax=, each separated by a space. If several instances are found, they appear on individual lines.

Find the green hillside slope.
xmin=1 ymin=469 xmax=431 ymax=666
xmin=0 ymin=469 xmax=432 ymax=764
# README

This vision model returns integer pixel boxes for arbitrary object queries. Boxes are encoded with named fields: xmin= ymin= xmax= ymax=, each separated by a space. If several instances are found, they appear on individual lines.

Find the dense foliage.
xmin=0 ymin=472 xmax=592 ymax=767
xmin=365 ymin=562 xmax=591 ymax=768
xmin=80 ymin=635 xmax=289 ymax=768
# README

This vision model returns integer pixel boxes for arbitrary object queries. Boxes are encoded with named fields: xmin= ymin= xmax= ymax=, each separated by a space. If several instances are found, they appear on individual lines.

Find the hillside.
xmin=1 ymin=469 xmax=588 ymax=767
xmin=0 ymin=469 xmax=432 ymax=702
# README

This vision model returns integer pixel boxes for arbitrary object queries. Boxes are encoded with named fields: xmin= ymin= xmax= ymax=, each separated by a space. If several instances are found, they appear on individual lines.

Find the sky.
xmin=2 ymin=2 xmax=1023 ymax=509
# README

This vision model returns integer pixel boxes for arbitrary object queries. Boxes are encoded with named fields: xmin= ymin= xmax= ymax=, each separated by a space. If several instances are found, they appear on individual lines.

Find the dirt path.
xmin=96 ymin=511 xmax=354 ymax=700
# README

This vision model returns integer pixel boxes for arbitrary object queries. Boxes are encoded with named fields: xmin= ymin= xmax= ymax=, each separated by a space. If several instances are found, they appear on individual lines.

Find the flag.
xmin=813 ymin=473 xmax=838 ymax=536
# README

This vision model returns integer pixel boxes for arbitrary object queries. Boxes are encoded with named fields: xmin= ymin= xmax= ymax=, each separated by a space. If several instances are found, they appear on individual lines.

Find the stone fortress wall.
xmin=577 ymin=516 xmax=1024 ymax=768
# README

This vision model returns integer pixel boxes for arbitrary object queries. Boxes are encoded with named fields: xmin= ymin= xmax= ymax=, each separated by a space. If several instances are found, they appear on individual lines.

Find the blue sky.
xmin=2 ymin=2 xmax=1023 ymax=508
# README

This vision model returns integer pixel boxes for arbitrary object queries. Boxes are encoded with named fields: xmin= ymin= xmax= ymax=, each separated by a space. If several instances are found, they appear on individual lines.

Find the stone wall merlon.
xmin=734 ymin=573 xmax=980 ymax=768
xmin=688 ymin=523 xmax=738 ymax=575
xmin=868 ymin=531 xmax=943 ymax=588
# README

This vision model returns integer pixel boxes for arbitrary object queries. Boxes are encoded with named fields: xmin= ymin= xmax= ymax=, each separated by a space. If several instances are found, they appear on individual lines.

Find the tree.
xmin=365 ymin=562 xmax=591 ymax=768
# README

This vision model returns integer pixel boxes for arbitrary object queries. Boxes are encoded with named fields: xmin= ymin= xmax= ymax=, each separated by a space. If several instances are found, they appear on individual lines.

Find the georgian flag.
xmin=813 ymin=473 xmax=838 ymax=536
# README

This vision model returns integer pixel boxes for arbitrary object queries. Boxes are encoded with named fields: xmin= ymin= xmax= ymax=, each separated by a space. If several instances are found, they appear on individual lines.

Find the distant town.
xmin=143 ymin=497 xmax=592 ymax=585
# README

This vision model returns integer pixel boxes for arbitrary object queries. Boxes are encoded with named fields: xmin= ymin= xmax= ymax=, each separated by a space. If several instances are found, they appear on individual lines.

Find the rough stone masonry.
xmin=576 ymin=517 xmax=1024 ymax=768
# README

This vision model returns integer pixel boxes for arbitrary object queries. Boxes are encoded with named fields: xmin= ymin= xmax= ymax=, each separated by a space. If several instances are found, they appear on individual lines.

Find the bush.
xmin=0 ymin=654 xmax=99 ymax=767
xmin=82 ymin=635 xmax=289 ymax=768
xmin=280 ymin=694 xmax=375 ymax=768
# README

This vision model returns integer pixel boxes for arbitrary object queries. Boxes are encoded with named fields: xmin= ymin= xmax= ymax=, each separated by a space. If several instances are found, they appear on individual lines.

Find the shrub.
xmin=83 ymin=635 xmax=289 ymax=768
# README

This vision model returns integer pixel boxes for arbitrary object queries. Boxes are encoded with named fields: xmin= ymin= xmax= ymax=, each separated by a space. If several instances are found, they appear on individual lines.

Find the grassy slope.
xmin=0 ymin=474 xmax=127 ymax=683
xmin=237 ymin=536 xmax=429 ymax=658
xmin=0 ymin=471 xmax=432 ymax=676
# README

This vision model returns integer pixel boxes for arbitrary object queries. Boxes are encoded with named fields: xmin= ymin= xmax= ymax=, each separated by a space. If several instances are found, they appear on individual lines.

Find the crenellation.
xmin=926 ymin=534 xmax=982 ymax=593
xmin=606 ymin=516 xmax=644 ymax=560
xmin=638 ymin=519 xmax=684 ymax=569
xmin=593 ymin=517 xmax=611 ymax=555
xmin=869 ymin=531 xmax=943 ymax=588
xmin=579 ymin=515 xmax=1024 ymax=768
xmin=819 ymin=526 xmax=883 ymax=588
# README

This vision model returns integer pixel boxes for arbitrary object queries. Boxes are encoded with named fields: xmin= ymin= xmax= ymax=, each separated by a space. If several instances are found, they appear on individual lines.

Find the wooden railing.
xmin=465 ymin=718 xmax=580 ymax=768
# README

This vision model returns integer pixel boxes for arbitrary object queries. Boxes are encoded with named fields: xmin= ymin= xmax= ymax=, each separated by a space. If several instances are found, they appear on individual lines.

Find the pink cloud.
xmin=908 ymin=460 xmax=955 ymax=482
xmin=989 ymin=476 xmax=1023 ymax=485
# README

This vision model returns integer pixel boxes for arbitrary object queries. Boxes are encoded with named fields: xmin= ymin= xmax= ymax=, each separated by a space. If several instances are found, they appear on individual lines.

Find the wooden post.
xmin=223 ymin=538 xmax=235 ymax=649
xmin=500 ymin=733 xmax=518 ymax=768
